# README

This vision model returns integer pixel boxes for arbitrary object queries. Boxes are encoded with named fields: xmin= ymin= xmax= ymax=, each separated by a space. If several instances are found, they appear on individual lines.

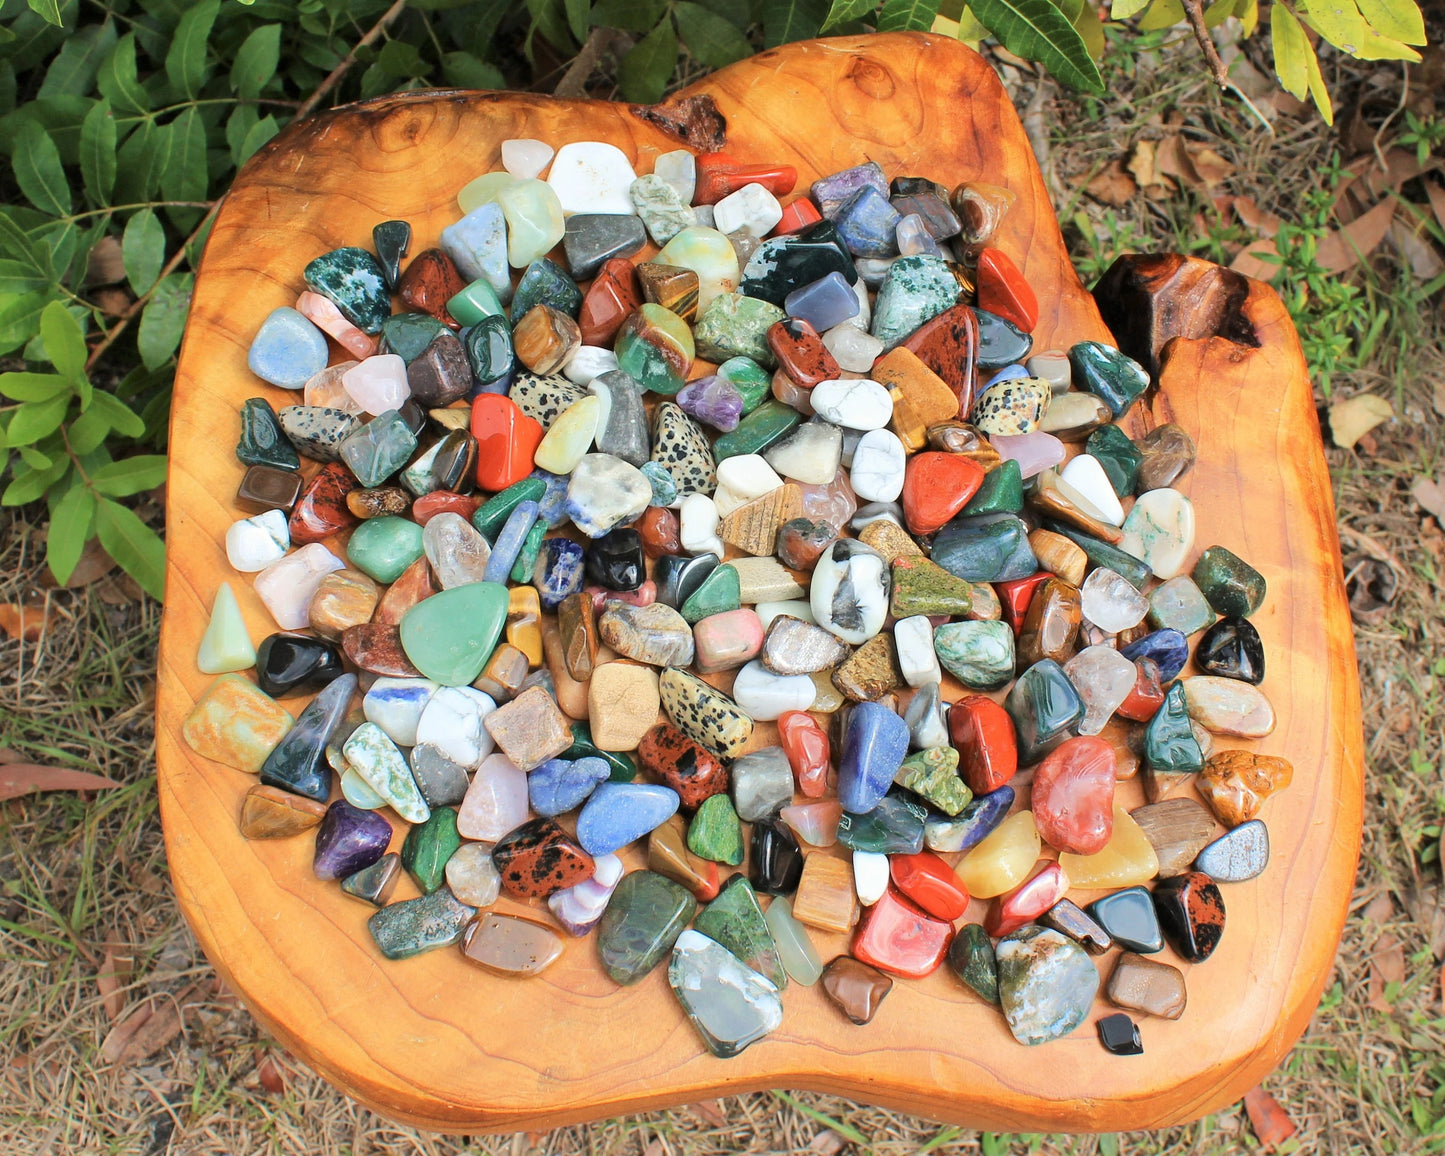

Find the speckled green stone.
xmin=947 ymin=922 xmax=999 ymax=1004
xmin=889 ymin=557 xmax=974 ymax=617
xmin=367 ymin=887 xmax=477 ymax=960
xmin=896 ymin=747 xmax=972 ymax=816
xmin=694 ymin=875 xmax=787 ymax=990
xmin=401 ymin=806 xmax=461 ymax=895
xmin=346 ymin=515 xmax=424 ymax=584
xmin=237 ymin=398 xmax=299 ymax=470
xmin=1147 ymin=575 xmax=1215 ymax=636
xmin=996 ymin=925 xmax=1098 ymax=1045
xmin=1143 ymin=682 xmax=1203 ymax=773
xmin=688 ymin=793 xmax=744 ymax=865
xmin=871 ymin=254 xmax=960 ymax=349
xmin=1192 ymin=545 xmax=1266 ymax=618
xmin=509 ymin=257 xmax=582 ymax=323
xmin=717 ymin=357 xmax=772 ymax=415
xmin=473 ymin=477 xmax=547 ymax=538
xmin=1085 ymin=424 xmax=1142 ymax=497
xmin=712 ymin=400 xmax=802 ymax=461
xmin=933 ymin=620 xmax=1015 ymax=690
xmin=305 ymin=247 xmax=392 ymax=334
xmin=693 ymin=293 xmax=785 ymax=368
xmin=959 ymin=458 xmax=1022 ymax=515
xmin=564 ymin=721 xmax=637 ymax=783
xmin=597 ymin=870 xmax=697 ymax=985
xmin=680 ymin=563 xmax=740 ymax=624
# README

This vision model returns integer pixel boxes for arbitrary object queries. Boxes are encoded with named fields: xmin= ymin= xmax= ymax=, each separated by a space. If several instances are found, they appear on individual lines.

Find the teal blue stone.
xmin=473 ymin=477 xmax=547 ymax=539
xmin=836 ymin=793 xmax=927 ymax=853
xmin=931 ymin=513 xmax=1036 ymax=582
xmin=1045 ymin=522 xmax=1152 ymax=589
xmin=871 ymin=255 xmax=959 ymax=348
xmin=1084 ymin=424 xmax=1142 ymax=497
xmin=996 ymin=926 xmax=1098 ymax=1045
xmin=641 ymin=460 xmax=679 ymax=505
xmin=1069 ymin=341 xmax=1150 ymax=418
xmin=1143 ymin=682 xmax=1204 ymax=772
xmin=372 ymin=219 xmax=410 ymax=289
xmin=340 ymin=410 xmax=418 ymax=488
xmin=381 ymin=313 xmax=445 ymax=363
xmin=1005 ymin=659 xmax=1085 ymax=765
xmin=367 ymin=888 xmax=477 ymax=960
xmin=237 ymin=397 xmax=300 ymax=470
xmin=510 ymin=257 xmax=582 ymax=323
xmin=346 ymin=516 xmax=424 ymax=584
xmin=304 ymin=247 xmax=392 ymax=334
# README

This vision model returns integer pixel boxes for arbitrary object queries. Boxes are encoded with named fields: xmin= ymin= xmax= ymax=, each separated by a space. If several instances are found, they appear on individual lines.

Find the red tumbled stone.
xmin=901 ymin=303 xmax=979 ymax=416
xmin=637 ymin=506 xmax=681 ymax=557
xmin=694 ymin=152 xmax=797 ymax=204
xmin=775 ymin=198 xmax=822 ymax=235
xmin=341 ymin=623 xmax=423 ymax=677
xmin=288 ymin=462 xmax=358 ymax=545
xmin=996 ymin=572 xmax=1052 ymax=635
xmin=900 ymin=452 xmax=984 ymax=536
xmin=986 ymin=861 xmax=1069 ymax=937
xmin=397 ymin=248 xmax=466 ymax=326
xmin=372 ymin=554 xmax=437 ymax=625
xmin=948 ymin=694 xmax=1018 ymax=794
xmin=1031 ymin=735 xmax=1117 ymax=854
xmin=470 ymin=394 xmax=544 ymax=492
xmin=777 ymin=710 xmax=830 ymax=798
xmin=492 ymin=817 xmax=595 ymax=899
xmin=976 ymin=248 xmax=1039 ymax=334
xmin=579 ymin=258 xmax=641 ymax=347
xmin=411 ymin=490 xmax=481 ymax=526
xmin=889 ymin=851 xmax=969 ymax=921
xmin=637 ymin=724 xmax=729 ymax=809
xmin=851 ymin=887 xmax=953 ymax=979
xmin=766 ymin=317 xmax=840 ymax=388
xmin=1116 ymin=657 xmax=1166 ymax=722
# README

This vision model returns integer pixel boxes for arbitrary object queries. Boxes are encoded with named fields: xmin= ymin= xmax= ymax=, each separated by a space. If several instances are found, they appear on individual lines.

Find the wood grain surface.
xmin=155 ymin=32 xmax=1363 ymax=1134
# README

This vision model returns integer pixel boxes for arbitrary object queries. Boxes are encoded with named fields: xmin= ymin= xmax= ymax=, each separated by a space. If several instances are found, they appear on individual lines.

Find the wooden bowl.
xmin=156 ymin=31 xmax=1364 ymax=1134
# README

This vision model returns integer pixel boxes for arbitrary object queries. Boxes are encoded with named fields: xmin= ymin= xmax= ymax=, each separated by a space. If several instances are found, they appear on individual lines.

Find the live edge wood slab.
xmin=155 ymin=32 xmax=1364 ymax=1134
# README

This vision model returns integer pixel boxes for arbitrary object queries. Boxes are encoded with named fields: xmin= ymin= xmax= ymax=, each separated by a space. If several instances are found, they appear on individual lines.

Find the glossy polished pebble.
xmin=996 ymin=926 xmax=1098 ymax=1046
xmin=1195 ymin=616 xmax=1265 ymax=684
xmin=792 ymin=852 xmax=858 ymax=933
xmin=1196 ymin=749 xmax=1293 ymax=825
xmin=1152 ymin=871 xmax=1225 ymax=962
xmin=1181 ymin=676 xmax=1277 ymax=737
xmin=1195 ymin=818 xmax=1270 ymax=880
xmin=1130 ymin=797 xmax=1219 ymax=876
xmin=957 ymin=809 xmax=1039 ymax=898
xmin=313 ymin=800 xmax=392 ymax=881
xmin=340 ymin=852 xmax=401 ymax=906
xmin=461 ymin=912 xmax=563 ymax=975
xmin=1086 ymin=886 xmax=1163 ymax=953
xmin=1106 ymin=951 xmax=1187 ymax=1019
xmin=1057 ymin=805 xmax=1160 ymax=888
xmin=668 ymin=930 xmax=783 ymax=1058
xmin=821 ymin=956 xmax=893 ymax=1025
xmin=239 ymin=784 xmax=328 ymax=840
xmin=368 ymin=888 xmax=477 ymax=961
xmin=598 ymin=870 xmax=697 ymax=985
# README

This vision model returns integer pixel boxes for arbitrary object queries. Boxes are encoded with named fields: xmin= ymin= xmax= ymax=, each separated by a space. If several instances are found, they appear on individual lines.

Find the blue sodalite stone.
xmin=440 ymin=202 xmax=510 ymax=301
xmin=576 ymin=782 xmax=680 ymax=855
xmin=1120 ymin=628 xmax=1190 ymax=682
xmin=834 ymin=185 xmax=901 ymax=259
xmin=783 ymin=271 xmax=860 ymax=333
xmin=530 ymin=468 xmax=572 ymax=527
xmin=528 ymin=756 xmax=610 ymax=817
xmin=304 ymin=247 xmax=391 ymax=334
xmin=509 ymin=257 xmax=583 ymax=323
xmin=925 ymin=785 xmax=1016 ymax=853
xmin=837 ymin=700 xmax=909 ymax=814
xmin=248 ymin=307 xmax=328 ymax=388
xmin=533 ymin=537 xmax=586 ymax=611
xmin=483 ymin=500 xmax=539 ymax=584
xmin=641 ymin=460 xmax=679 ymax=506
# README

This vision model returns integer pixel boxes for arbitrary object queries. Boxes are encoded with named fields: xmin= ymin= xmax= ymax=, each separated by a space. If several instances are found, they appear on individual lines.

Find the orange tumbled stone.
xmin=900 ymin=303 xmax=979 ymax=415
xmin=888 ymin=852 xmax=969 ymax=921
xmin=636 ymin=505 xmax=681 ymax=557
xmin=900 ymin=452 xmax=984 ymax=536
xmin=579 ymin=257 xmax=641 ymax=347
xmin=976 ymin=247 xmax=1039 ymax=334
xmin=1031 ymin=735 xmax=1117 ymax=854
xmin=996 ymin=572 xmax=1051 ymax=635
xmin=948 ymin=694 xmax=1018 ymax=794
xmin=288 ymin=461 xmax=358 ymax=546
xmin=411 ymin=490 xmax=481 ymax=526
xmin=470 ymin=394 xmax=544 ymax=491
xmin=694 ymin=152 xmax=797 ymax=204
xmin=777 ymin=710 xmax=830 ymax=798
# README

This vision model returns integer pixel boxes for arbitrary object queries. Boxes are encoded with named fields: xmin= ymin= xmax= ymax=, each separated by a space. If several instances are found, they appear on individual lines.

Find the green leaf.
xmin=1354 ymin=0 xmax=1425 ymax=42
xmin=89 ymin=454 xmax=168 ymax=497
xmin=878 ymin=0 xmax=941 ymax=29
xmin=1270 ymin=1 xmax=1310 ymax=98
xmin=616 ymin=17 xmax=678 ymax=103
xmin=161 ymin=107 xmax=208 ymax=206
xmin=122 ymin=208 xmax=165 ymax=298
xmin=1110 ymin=0 xmax=1150 ymax=16
xmin=166 ymin=0 xmax=220 ymax=99
xmin=79 ymin=97 xmax=117 ymax=207
xmin=0 ymin=257 xmax=47 ymax=295
xmin=675 ymin=2 xmax=754 ymax=65
xmin=18 ymin=444 xmax=52 ymax=469
xmin=377 ymin=39 xmax=427 ymax=78
xmin=96 ymin=33 xmax=149 ymax=115
xmin=237 ymin=114 xmax=279 ymax=166
xmin=822 ymin=0 xmax=878 ymax=30
xmin=697 ymin=0 xmax=752 ymax=28
xmin=953 ymin=4 xmax=993 ymax=36
xmin=6 ymin=394 xmax=70 ymax=445
xmin=565 ymin=0 xmax=592 ymax=41
xmin=0 ymin=371 xmax=68 ymax=401
xmin=440 ymin=52 xmax=505 ymax=89
xmin=967 ymin=0 xmax=1104 ymax=91
xmin=1300 ymin=0 xmax=1366 ymax=50
xmin=0 ymin=291 xmax=49 ymax=354
xmin=38 ymin=19 xmax=116 ymax=97
xmin=95 ymin=497 xmax=164 ymax=600
xmin=590 ymin=0 xmax=669 ymax=32
xmin=1352 ymin=25 xmax=1422 ymax=57
xmin=231 ymin=23 xmax=281 ymax=101
xmin=11 ymin=119 xmax=71 ymax=216
xmin=763 ymin=0 xmax=829 ymax=45
xmin=89 ymin=390 xmax=145 ymax=438
xmin=66 ymin=403 xmax=110 ymax=454
xmin=25 ymin=0 xmax=63 ymax=27
xmin=2 ymin=458 xmax=68 ymax=506
xmin=39 ymin=300 xmax=85 ymax=381
xmin=136 ymin=273 xmax=192 ymax=370
xmin=46 ymin=479 xmax=94 ymax=585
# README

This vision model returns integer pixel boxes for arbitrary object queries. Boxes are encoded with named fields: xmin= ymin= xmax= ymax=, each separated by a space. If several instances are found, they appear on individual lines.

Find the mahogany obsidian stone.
xmin=748 ymin=819 xmax=804 ymax=895
xmin=1151 ymin=871 xmax=1225 ymax=963
xmin=1195 ymin=616 xmax=1265 ymax=684
xmin=491 ymin=817 xmax=595 ymax=899
xmin=585 ymin=528 xmax=646 ymax=591
xmin=256 ymin=633 xmax=346 ymax=697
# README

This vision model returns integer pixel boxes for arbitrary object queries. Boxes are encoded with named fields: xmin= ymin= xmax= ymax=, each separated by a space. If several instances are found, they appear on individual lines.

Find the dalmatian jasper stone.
xmin=658 ymin=667 xmax=754 ymax=758
xmin=651 ymin=401 xmax=717 ymax=500
xmin=969 ymin=376 xmax=1052 ymax=437
xmin=278 ymin=405 xmax=362 ymax=463
xmin=509 ymin=371 xmax=589 ymax=428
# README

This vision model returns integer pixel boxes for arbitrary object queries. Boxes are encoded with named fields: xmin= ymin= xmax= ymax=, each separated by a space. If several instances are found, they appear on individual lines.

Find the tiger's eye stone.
xmin=492 ymin=817 xmax=595 ymax=899
xmin=1151 ymin=870 xmax=1225 ymax=962
xmin=397 ymin=248 xmax=467 ymax=324
xmin=647 ymin=814 xmax=722 ymax=901
xmin=289 ymin=462 xmax=359 ymax=545
xmin=237 ymin=464 xmax=303 ymax=512
xmin=637 ymin=262 xmax=700 ymax=323
xmin=821 ymin=955 xmax=893 ymax=1024
xmin=239 ymin=784 xmax=329 ymax=839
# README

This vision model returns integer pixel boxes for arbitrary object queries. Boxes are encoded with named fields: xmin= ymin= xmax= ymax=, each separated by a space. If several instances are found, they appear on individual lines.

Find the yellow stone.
xmin=588 ymin=662 xmax=661 ymax=750
xmin=808 ymin=670 xmax=845 ymax=712
xmin=792 ymin=852 xmax=858 ymax=933
xmin=956 ymin=809 xmax=1040 ymax=898
xmin=182 ymin=674 xmax=294 ymax=774
xmin=533 ymin=395 xmax=601 ymax=474
xmin=506 ymin=586 xmax=544 ymax=667
xmin=1057 ymin=806 xmax=1160 ymax=888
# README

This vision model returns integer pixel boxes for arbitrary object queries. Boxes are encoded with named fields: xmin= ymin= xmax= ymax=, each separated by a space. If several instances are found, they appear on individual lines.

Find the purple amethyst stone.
xmin=676 ymin=374 xmax=744 ymax=433
xmin=313 ymin=801 xmax=393 ymax=881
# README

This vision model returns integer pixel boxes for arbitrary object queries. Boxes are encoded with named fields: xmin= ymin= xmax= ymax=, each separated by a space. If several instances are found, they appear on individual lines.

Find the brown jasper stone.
xmin=926 ymin=421 xmax=1001 ymax=471
xmin=1098 ymin=716 xmax=1141 ymax=780
xmin=411 ymin=489 xmax=481 ymax=526
xmin=792 ymin=853 xmax=858 ymax=933
xmin=1130 ymin=798 xmax=1218 ymax=876
xmin=473 ymin=643 xmax=530 ymax=703
xmin=372 ymin=554 xmax=437 ymax=625
xmin=492 ymin=817 xmax=595 ymax=899
xmin=342 ymin=623 xmax=423 ymax=678
xmin=406 ymin=331 xmax=472 ymax=408
xmin=239 ymin=784 xmax=328 ymax=839
xmin=397 ymin=248 xmax=466 ymax=324
xmin=767 ymin=317 xmax=839 ymax=387
xmin=648 ymin=813 xmax=721 ymax=901
xmin=1029 ymin=469 xmax=1125 ymax=543
xmin=872 ymin=346 xmax=962 ymax=452
xmin=966 ymin=581 xmax=1003 ymax=621
xmin=513 ymin=304 xmax=581 ymax=375
xmin=542 ymin=618 xmax=591 ymax=720
xmin=588 ymin=662 xmax=661 ymax=751
xmin=1196 ymin=749 xmax=1294 ymax=826
xmin=638 ymin=724 xmax=729 ymax=809
xmin=579 ymin=257 xmax=642 ymax=347
xmin=899 ymin=303 xmax=979 ymax=415
xmin=1016 ymin=577 xmax=1082 ymax=668
xmin=821 ymin=956 xmax=894 ymax=1025
xmin=832 ymin=634 xmax=903 ymax=703
xmin=1136 ymin=422 xmax=1196 ymax=492
xmin=637 ymin=505 xmax=681 ymax=557
xmin=308 ymin=568 xmax=380 ymax=641
xmin=557 ymin=592 xmax=599 ymax=682
xmin=775 ymin=517 xmax=837 ymax=571
xmin=721 ymin=484 xmax=803 ymax=557
xmin=237 ymin=464 xmax=303 ymax=512
xmin=346 ymin=486 xmax=411 ymax=519
xmin=462 ymin=912 xmax=564 ymax=976
xmin=289 ymin=461 xmax=359 ymax=546
xmin=483 ymin=685 xmax=573 ymax=771
xmin=1028 ymin=528 xmax=1087 ymax=586
xmin=636 ymin=263 xmax=699 ymax=323
xmin=858 ymin=517 xmax=924 ymax=562
xmin=1106 ymin=952 xmax=1187 ymax=1019
xmin=506 ymin=585 xmax=543 ymax=667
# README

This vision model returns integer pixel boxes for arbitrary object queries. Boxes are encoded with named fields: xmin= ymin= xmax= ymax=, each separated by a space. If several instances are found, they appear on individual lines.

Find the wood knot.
xmin=632 ymin=95 xmax=727 ymax=151
xmin=846 ymin=56 xmax=896 ymax=100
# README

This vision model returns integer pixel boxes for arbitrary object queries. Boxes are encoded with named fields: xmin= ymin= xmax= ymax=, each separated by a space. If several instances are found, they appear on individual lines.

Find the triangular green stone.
xmin=399 ymin=581 xmax=509 ymax=685
xmin=198 ymin=582 xmax=256 ymax=674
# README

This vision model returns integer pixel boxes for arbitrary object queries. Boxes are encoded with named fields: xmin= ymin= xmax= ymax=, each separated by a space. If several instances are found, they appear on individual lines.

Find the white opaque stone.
xmin=342 ymin=354 xmax=410 ymax=415
xmin=714 ymin=455 xmax=784 ymax=516
xmin=414 ymin=686 xmax=496 ymax=768
xmin=363 ymin=677 xmax=439 ymax=747
xmin=679 ymin=493 xmax=724 ymax=558
xmin=764 ymin=422 xmax=843 ymax=485
xmin=822 ymin=324 xmax=883 ymax=372
xmin=810 ymin=540 xmax=888 ymax=644
xmin=1079 ymin=567 xmax=1150 ymax=632
xmin=253 ymin=543 xmax=343 ymax=630
xmin=457 ymin=753 xmax=533 ymax=841
xmin=547 ymin=141 xmax=638 ymax=216
xmin=754 ymin=599 xmax=815 ymax=629
xmin=712 ymin=183 xmax=783 ymax=238
xmin=1064 ymin=645 xmax=1137 ymax=735
xmin=445 ymin=841 xmax=501 ymax=907
xmin=562 ymin=345 xmax=619 ymax=385
xmin=225 ymin=509 xmax=289 ymax=572
xmin=848 ymin=428 xmax=906 ymax=502
xmin=731 ymin=660 xmax=816 ymax=721
xmin=905 ymin=683 xmax=949 ymax=749
xmin=808 ymin=379 xmax=893 ymax=431
xmin=534 ymin=395 xmax=601 ymax=475
xmin=853 ymin=850 xmax=889 ymax=906
xmin=1061 ymin=454 xmax=1125 ymax=525
xmin=501 ymin=138 xmax=554 ymax=180
xmin=894 ymin=615 xmax=941 ymax=688
xmin=1120 ymin=488 xmax=1196 ymax=580
xmin=654 ymin=149 xmax=696 ymax=204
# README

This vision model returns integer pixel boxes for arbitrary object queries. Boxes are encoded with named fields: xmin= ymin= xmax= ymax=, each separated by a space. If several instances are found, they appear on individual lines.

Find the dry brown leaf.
xmin=1329 ymin=393 xmax=1393 ymax=449
xmin=84 ymin=235 xmax=125 ymax=286
xmin=99 ymin=1002 xmax=154 ymax=1064
xmin=1364 ymin=893 xmax=1395 ymax=922
xmin=809 ymin=1130 xmax=846 ymax=1156
xmin=39 ymin=537 xmax=117 ymax=589
xmin=0 ymin=764 xmax=123 ymax=801
xmin=1243 ymin=1087 xmax=1298 ymax=1149
xmin=1316 ymin=198 xmax=1397 ymax=274
xmin=0 ymin=601 xmax=55 ymax=641
xmin=1413 ymin=477 xmax=1445 ymax=524
xmin=1128 ymin=140 xmax=1158 ymax=188
xmin=1363 ymin=148 xmax=1443 ymax=200
xmin=1427 ymin=180 xmax=1445 ymax=234
xmin=1389 ymin=219 xmax=1445 ymax=280
xmin=97 ymin=933 xmax=134 ymax=1022
xmin=1085 ymin=158 xmax=1137 ymax=207
xmin=101 ymin=983 xmax=206 ymax=1066
xmin=1186 ymin=144 xmax=1235 ymax=188
xmin=1233 ymin=195 xmax=1283 ymax=238
xmin=1231 ymin=239 xmax=1280 ymax=282
xmin=690 ymin=1100 xmax=727 ymax=1128
xmin=1367 ymin=933 xmax=1405 ymax=1013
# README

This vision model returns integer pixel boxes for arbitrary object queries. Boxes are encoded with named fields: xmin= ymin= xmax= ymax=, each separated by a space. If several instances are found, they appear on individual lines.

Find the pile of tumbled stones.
xmin=184 ymin=139 xmax=1286 ymax=1059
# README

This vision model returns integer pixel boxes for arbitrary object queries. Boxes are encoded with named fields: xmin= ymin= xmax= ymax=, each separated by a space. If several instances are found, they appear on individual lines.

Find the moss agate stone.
xmin=694 ymin=293 xmax=785 ymax=367
xmin=947 ymin=922 xmax=999 ymax=1004
xmin=668 ymin=929 xmax=783 ymax=1058
xmin=996 ymin=925 xmax=1098 ymax=1045
xmin=367 ymin=887 xmax=477 ymax=960
xmin=238 ymin=398 xmax=300 ymax=470
xmin=305 ymin=247 xmax=392 ymax=334
xmin=871 ymin=255 xmax=959 ymax=349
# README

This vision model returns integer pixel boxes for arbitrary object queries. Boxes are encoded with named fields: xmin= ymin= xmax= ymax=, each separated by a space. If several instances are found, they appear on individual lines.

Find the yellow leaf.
xmin=1138 ymin=0 xmax=1184 ymax=29
xmin=1271 ymin=3 xmax=1310 ymax=99
xmin=1073 ymin=0 xmax=1106 ymax=57
xmin=1237 ymin=0 xmax=1258 ymax=35
xmin=1300 ymin=0 xmax=1367 ymax=52
xmin=1328 ymin=393 xmax=1391 ymax=448
xmin=1111 ymin=0 xmax=1152 ymax=18
xmin=1203 ymin=0 xmax=1234 ymax=25
xmin=952 ymin=4 xmax=992 ymax=39
xmin=1354 ymin=0 xmax=1425 ymax=43
xmin=1302 ymin=30 xmax=1335 ymax=123
xmin=1352 ymin=25 xmax=1423 ymax=58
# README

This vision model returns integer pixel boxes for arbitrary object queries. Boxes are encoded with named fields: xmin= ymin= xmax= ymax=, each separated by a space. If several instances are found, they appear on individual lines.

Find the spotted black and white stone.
xmin=659 ymin=667 xmax=753 ymax=758
xmin=509 ymin=370 xmax=588 ymax=428
xmin=810 ymin=539 xmax=890 ymax=645
xmin=651 ymin=401 xmax=717 ymax=499
xmin=277 ymin=405 xmax=362 ymax=463
xmin=968 ymin=375 xmax=1052 ymax=437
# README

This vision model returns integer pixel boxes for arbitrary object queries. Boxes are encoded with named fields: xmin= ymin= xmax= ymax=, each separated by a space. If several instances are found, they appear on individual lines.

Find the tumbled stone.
xmin=1106 ymin=952 xmax=1187 ymax=1019
xmin=1152 ymin=871 xmax=1225 ymax=962
xmin=934 ymin=620 xmax=1015 ymax=691
xmin=995 ymin=925 xmax=1098 ymax=1045
xmin=183 ymin=675 xmax=294 ymax=774
xmin=1181 ymin=676 xmax=1276 ymax=737
xmin=314 ymin=800 xmax=392 ymax=881
xmin=599 ymin=870 xmax=697 ymax=985
xmin=239 ymin=784 xmax=328 ymax=840
xmin=482 ymin=685 xmax=572 ymax=771
xmin=1195 ymin=818 xmax=1270 ymax=880
xmin=1196 ymin=749 xmax=1292 ymax=826
xmin=792 ymin=853 xmax=859 ymax=933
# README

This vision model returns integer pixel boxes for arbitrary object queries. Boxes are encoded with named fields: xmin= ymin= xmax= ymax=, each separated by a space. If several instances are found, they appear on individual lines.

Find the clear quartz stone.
xmin=1064 ymin=645 xmax=1138 ymax=735
xmin=1080 ymin=567 xmax=1150 ymax=633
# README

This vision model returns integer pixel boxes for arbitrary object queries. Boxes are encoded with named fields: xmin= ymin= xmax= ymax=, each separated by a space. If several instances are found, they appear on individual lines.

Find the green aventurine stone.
xmin=238 ymin=398 xmax=300 ymax=470
xmin=694 ymin=875 xmax=788 ymax=990
xmin=1047 ymin=522 xmax=1152 ymax=589
xmin=510 ymin=521 xmax=546 ymax=583
xmin=717 ymin=356 xmax=772 ymax=414
xmin=401 ymin=806 xmax=461 ymax=894
xmin=474 ymin=477 xmax=547 ymax=538
xmin=890 ymin=558 xmax=974 ymax=617
xmin=680 ymin=563 xmax=740 ymax=624
xmin=1085 ymin=424 xmax=1142 ymax=497
xmin=712 ymin=400 xmax=802 ymax=461
xmin=959 ymin=458 xmax=1022 ymax=515
xmin=197 ymin=582 xmax=256 ymax=674
xmin=1143 ymin=682 xmax=1204 ymax=773
xmin=598 ymin=870 xmax=697 ymax=985
xmin=688 ymin=793 xmax=744 ymax=864
xmin=367 ymin=887 xmax=477 ymax=960
xmin=948 ymin=923 xmax=999 ymax=1004
xmin=933 ymin=620 xmax=1015 ymax=690
xmin=304 ymin=246 xmax=392 ymax=334
xmin=837 ymin=793 xmax=928 ymax=853
xmin=382 ymin=313 xmax=446 ymax=363
xmin=1147 ymin=575 xmax=1215 ymax=636
xmin=996 ymin=925 xmax=1098 ymax=1045
xmin=896 ymin=747 xmax=973 ymax=816
xmin=693 ymin=293 xmax=785 ymax=368
xmin=565 ymin=721 xmax=637 ymax=783
xmin=446 ymin=278 xmax=505 ymax=327
xmin=346 ymin=515 xmax=424 ymax=584
xmin=1192 ymin=545 xmax=1266 ymax=618
xmin=399 ymin=581 xmax=509 ymax=686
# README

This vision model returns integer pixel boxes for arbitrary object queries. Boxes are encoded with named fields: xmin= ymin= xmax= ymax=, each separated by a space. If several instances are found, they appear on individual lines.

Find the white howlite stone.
xmin=547 ymin=141 xmax=638 ymax=216
xmin=1060 ymin=454 xmax=1126 ymax=525
xmin=712 ymin=183 xmax=783 ymax=238
xmin=810 ymin=539 xmax=889 ymax=645
xmin=1120 ymin=488 xmax=1196 ymax=580
xmin=848 ymin=428 xmax=906 ymax=502
xmin=822 ymin=324 xmax=883 ymax=372
xmin=716 ymin=454 xmax=784 ymax=501
xmin=225 ymin=509 xmax=289 ymax=572
xmin=414 ymin=685 xmax=497 ymax=769
xmin=341 ymin=354 xmax=410 ymax=414
xmin=894 ymin=615 xmax=942 ymax=688
xmin=562 ymin=345 xmax=619 ymax=385
xmin=679 ymin=493 xmax=724 ymax=559
xmin=501 ymin=138 xmax=554 ymax=180
xmin=853 ymin=850 xmax=889 ymax=906
xmin=363 ymin=677 xmax=439 ymax=747
xmin=731 ymin=660 xmax=817 ymax=721
xmin=754 ymin=599 xmax=816 ymax=629
xmin=654 ymin=149 xmax=696 ymax=204
xmin=253 ymin=543 xmax=343 ymax=630
xmin=808 ymin=379 xmax=893 ymax=431
xmin=764 ymin=422 xmax=843 ymax=485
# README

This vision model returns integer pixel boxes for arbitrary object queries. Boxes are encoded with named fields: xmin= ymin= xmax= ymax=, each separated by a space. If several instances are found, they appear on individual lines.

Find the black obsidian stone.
xmin=974 ymin=308 xmax=1033 ymax=369
xmin=586 ymin=528 xmax=645 ymax=591
xmin=748 ymin=819 xmax=804 ymax=895
xmin=654 ymin=552 xmax=718 ymax=609
xmin=1086 ymin=886 xmax=1164 ymax=954
xmin=739 ymin=221 xmax=857 ymax=305
xmin=1097 ymin=1012 xmax=1144 ymax=1055
xmin=1195 ymin=616 xmax=1265 ymax=684
xmin=256 ymin=633 xmax=345 ymax=698
xmin=1152 ymin=871 xmax=1225 ymax=963
xmin=237 ymin=397 xmax=299 ymax=471
xmin=372 ymin=220 xmax=411 ymax=290
xmin=428 ymin=429 xmax=479 ymax=495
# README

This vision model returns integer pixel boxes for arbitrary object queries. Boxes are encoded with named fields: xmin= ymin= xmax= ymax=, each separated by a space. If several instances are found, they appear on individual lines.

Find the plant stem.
xmin=555 ymin=27 xmax=618 ymax=99
xmin=295 ymin=0 xmax=411 ymax=120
